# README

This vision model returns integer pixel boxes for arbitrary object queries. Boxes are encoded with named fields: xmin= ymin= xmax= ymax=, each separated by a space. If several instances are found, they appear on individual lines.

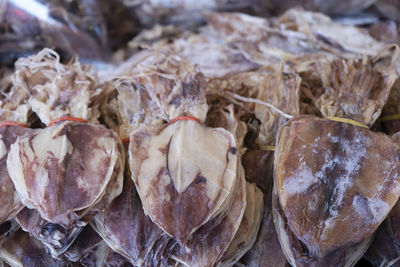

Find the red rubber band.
xmin=0 ymin=121 xmax=27 ymax=128
xmin=122 ymin=138 xmax=130 ymax=144
xmin=48 ymin=117 xmax=88 ymax=126
xmin=169 ymin=116 xmax=201 ymax=124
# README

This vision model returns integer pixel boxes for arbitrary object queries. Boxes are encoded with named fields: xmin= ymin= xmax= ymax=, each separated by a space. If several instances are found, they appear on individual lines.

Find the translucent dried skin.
xmin=315 ymin=54 xmax=398 ymax=126
xmin=208 ymin=69 xmax=300 ymax=146
xmin=171 ymin=167 xmax=246 ymax=267
xmin=7 ymin=121 xmax=123 ymax=227
xmin=170 ymin=36 xmax=260 ymax=79
xmin=109 ymin=52 xmax=209 ymax=139
xmin=203 ymin=10 xmax=394 ymax=77
xmin=112 ymin=77 xmax=164 ymax=139
xmin=92 ymin=177 xmax=171 ymax=266
xmin=205 ymin=104 xmax=247 ymax=153
xmin=274 ymin=116 xmax=400 ymax=262
xmin=203 ymin=11 xmax=333 ymax=72
xmin=254 ymin=71 xmax=301 ymax=146
xmin=13 ymin=49 xmax=100 ymax=125
xmin=278 ymin=9 xmax=386 ymax=56
xmin=129 ymin=120 xmax=238 ymax=245
xmin=0 ymin=126 xmax=34 ymax=224
xmin=219 ymin=182 xmax=263 ymax=266
xmin=0 ymin=230 xmax=67 ymax=267
xmin=128 ymin=53 xmax=209 ymax=122
xmin=0 ymin=70 xmax=30 ymax=124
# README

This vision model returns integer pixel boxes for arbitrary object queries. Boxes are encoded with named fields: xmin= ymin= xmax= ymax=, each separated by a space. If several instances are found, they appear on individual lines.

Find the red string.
xmin=0 ymin=121 xmax=27 ymax=128
xmin=169 ymin=116 xmax=201 ymax=124
xmin=49 ymin=117 xmax=88 ymax=126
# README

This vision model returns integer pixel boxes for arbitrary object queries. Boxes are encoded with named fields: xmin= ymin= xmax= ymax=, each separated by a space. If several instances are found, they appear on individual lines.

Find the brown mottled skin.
xmin=171 ymin=174 xmax=245 ymax=267
xmin=239 ymin=150 xmax=289 ymax=267
xmin=11 ymin=122 xmax=120 ymax=227
xmin=241 ymin=150 xmax=274 ymax=194
xmin=94 ymin=176 xmax=170 ymax=266
xmin=130 ymin=122 xmax=238 ymax=246
xmin=274 ymin=116 xmax=400 ymax=264
xmin=0 ymin=125 xmax=34 ymax=224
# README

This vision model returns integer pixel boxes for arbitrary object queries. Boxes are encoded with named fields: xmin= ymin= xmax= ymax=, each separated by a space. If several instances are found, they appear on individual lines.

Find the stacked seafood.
xmin=0 ymin=7 xmax=400 ymax=267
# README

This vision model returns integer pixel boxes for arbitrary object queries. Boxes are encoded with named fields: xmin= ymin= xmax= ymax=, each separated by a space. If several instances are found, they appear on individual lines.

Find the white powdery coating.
xmin=283 ymin=162 xmax=319 ymax=195
xmin=322 ymin=133 xmax=368 ymax=234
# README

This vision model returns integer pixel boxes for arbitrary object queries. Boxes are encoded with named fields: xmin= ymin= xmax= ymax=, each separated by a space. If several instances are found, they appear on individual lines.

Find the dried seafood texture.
xmin=13 ymin=49 xmax=100 ymax=125
xmin=273 ymin=116 xmax=400 ymax=266
xmin=129 ymin=119 xmax=239 ymax=246
xmin=368 ymin=21 xmax=399 ymax=44
xmin=92 ymin=176 xmax=171 ymax=266
xmin=203 ymin=10 xmax=395 ymax=76
xmin=218 ymin=182 xmax=263 ymax=266
xmin=7 ymin=121 xmax=124 ymax=255
xmin=109 ymin=77 xmax=163 ymax=140
xmin=364 ymin=222 xmax=400 ymax=267
xmin=202 ymin=11 xmax=336 ymax=73
xmin=254 ymin=70 xmax=300 ymax=146
xmin=63 ymin=225 xmax=103 ymax=263
xmin=240 ymin=203 xmax=289 ymax=267
xmin=109 ymin=52 xmax=209 ymax=139
xmin=0 ymin=70 xmax=29 ymax=124
xmin=64 ymin=225 xmax=133 ymax=267
xmin=278 ymin=9 xmax=386 ymax=56
xmin=0 ymin=126 xmax=35 ymax=225
xmin=314 ymin=52 xmax=398 ymax=127
xmin=0 ymin=230 xmax=68 ymax=267
xmin=16 ymin=208 xmax=84 ymax=258
xmin=129 ymin=52 xmax=208 ymax=122
xmin=241 ymin=150 xmax=274 ymax=193
xmin=79 ymin=241 xmax=134 ymax=267
xmin=380 ymin=79 xmax=400 ymax=135
xmin=239 ymin=150 xmax=288 ymax=267
xmin=170 ymin=167 xmax=246 ymax=267
xmin=205 ymin=104 xmax=247 ymax=153
xmin=208 ymin=68 xmax=300 ymax=146
xmin=169 ymin=36 xmax=260 ymax=79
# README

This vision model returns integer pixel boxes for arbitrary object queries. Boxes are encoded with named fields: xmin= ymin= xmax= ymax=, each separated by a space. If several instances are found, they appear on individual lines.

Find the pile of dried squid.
xmin=0 ymin=7 xmax=400 ymax=267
